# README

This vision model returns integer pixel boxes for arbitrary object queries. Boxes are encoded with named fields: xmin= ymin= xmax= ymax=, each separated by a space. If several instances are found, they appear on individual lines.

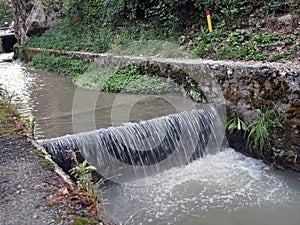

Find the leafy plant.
xmin=225 ymin=110 xmax=248 ymax=134
xmin=71 ymin=160 xmax=97 ymax=192
xmin=229 ymin=29 xmax=250 ymax=46
xmin=0 ymin=0 xmax=12 ymax=26
xmin=28 ymin=53 xmax=90 ymax=78
xmin=102 ymin=65 xmax=178 ymax=94
xmin=187 ymin=87 xmax=207 ymax=103
xmin=25 ymin=116 xmax=36 ymax=137
xmin=70 ymin=158 xmax=104 ymax=216
xmin=272 ymin=147 xmax=298 ymax=164
xmin=247 ymin=106 xmax=285 ymax=160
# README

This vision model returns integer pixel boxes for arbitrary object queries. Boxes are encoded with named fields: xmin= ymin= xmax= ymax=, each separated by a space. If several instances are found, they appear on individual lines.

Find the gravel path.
xmin=0 ymin=100 xmax=74 ymax=225
xmin=0 ymin=100 xmax=112 ymax=225
xmin=0 ymin=131 xmax=70 ymax=225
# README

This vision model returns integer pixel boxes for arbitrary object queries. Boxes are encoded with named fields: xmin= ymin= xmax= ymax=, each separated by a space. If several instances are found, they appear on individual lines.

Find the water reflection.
xmin=0 ymin=53 xmax=191 ymax=139
xmin=1 ymin=53 xmax=300 ymax=225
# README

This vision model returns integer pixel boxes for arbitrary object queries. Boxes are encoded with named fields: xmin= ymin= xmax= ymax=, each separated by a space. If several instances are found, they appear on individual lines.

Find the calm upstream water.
xmin=1 ymin=53 xmax=300 ymax=225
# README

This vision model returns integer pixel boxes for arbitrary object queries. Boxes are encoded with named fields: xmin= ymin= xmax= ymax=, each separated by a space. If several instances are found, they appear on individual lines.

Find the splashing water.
xmin=41 ymin=106 xmax=225 ymax=183
xmin=102 ymin=148 xmax=300 ymax=225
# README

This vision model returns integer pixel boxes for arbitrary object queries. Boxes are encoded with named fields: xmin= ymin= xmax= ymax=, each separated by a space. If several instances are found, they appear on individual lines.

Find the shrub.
xmin=103 ymin=65 xmax=178 ymax=94
xmin=27 ymin=52 xmax=90 ymax=78
xmin=247 ymin=106 xmax=285 ymax=161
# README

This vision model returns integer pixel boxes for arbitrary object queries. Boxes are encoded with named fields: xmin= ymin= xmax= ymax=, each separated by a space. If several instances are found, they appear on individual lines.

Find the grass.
xmin=0 ymin=100 xmax=22 ymax=135
xmin=33 ymin=149 xmax=46 ymax=158
xmin=247 ymin=106 xmax=285 ymax=161
xmin=109 ymin=40 xmax=191 ymax=58
xmin=38 ymin=159 xmax=55 ymax=171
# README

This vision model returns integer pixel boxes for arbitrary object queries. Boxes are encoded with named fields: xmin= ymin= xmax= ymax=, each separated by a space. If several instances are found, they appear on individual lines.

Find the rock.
xmin=278 ymin=14 xmax=293 ymax=25
xmin=11 ymin=0 xmax=62 ymax=43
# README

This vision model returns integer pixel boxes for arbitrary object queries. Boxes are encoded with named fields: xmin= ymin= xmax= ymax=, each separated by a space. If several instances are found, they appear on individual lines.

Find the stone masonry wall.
xmin=25 ymin=47 xmax=300 ymax=135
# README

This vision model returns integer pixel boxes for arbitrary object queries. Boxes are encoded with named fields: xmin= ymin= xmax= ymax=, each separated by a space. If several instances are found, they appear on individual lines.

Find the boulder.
xmin=11 ymin=0 xmax=62 ymax=43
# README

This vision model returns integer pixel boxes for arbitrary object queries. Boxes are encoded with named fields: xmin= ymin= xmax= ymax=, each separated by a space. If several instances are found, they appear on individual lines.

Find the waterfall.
xmin=40 ymin=106 xmax=225 ymax=183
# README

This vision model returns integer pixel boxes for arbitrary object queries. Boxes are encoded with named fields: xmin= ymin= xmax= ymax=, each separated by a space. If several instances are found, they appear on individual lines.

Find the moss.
xmin=0 ymin=101 xmax=24 ymax=135
xmin=286 ymin=100 xmax=300 ymax=120
xmin=45 ymin=201 xmax=57 ymax=207
xmin=263 ymin=78 xmax=291 ymax=101
xmin=72 ymin=217 xmax=100 ymax=225
xmin=38 ymin=159 xmax=55 ymax=171
xmin=33 ymin=149 xmax=46 ymax=158
xmin=226 ymin=84 xmax=241 ymax=103
xmin=55 ymin=217 xmax=67 ymax=224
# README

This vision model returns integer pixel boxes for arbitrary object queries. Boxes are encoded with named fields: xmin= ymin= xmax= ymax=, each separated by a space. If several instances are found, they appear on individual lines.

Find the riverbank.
xmin=0 ymin=100 xmax=110 ymax=225
xmin=24 ymin=47 xmax=300 ymax=173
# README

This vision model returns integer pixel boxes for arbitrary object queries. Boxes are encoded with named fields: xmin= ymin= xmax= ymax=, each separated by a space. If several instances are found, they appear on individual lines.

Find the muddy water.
xmin=0 ymin=53 xmax=188 ymax=139
xmin=1 ymin=53 xmax=300 ymax=225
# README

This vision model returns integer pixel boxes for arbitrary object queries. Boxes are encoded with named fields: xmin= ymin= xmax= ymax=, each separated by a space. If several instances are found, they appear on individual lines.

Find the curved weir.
xmin=40 ymin=106 xmax=225 ymax=182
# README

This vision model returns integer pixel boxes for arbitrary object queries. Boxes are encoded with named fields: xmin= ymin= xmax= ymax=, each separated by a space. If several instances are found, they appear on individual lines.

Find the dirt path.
xmin=0 ymin=101 xmax=72 ymax=224
xmin=0 ymin=101 xmax=110 ymax=225
xmin=0 ymin=134 xmax=69 ymax=225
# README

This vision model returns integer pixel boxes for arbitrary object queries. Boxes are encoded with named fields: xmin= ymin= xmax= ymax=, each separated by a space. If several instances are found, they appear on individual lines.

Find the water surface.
xmin=1 ymin=53 xmax=299 ymax=225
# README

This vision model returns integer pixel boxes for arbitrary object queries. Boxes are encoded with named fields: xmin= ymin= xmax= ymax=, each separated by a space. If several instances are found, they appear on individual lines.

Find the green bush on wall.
xmin=0 ymin=0 xmax=12 ymax=26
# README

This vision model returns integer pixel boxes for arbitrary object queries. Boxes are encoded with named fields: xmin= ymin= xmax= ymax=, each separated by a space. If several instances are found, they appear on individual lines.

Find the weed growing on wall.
xmin=247 ymin=106 xmax=285 ymax=161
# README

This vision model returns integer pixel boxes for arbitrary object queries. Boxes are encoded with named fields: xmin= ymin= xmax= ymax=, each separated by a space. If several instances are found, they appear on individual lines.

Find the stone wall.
xmin=25 ymin=47 xmax=300 ymax=133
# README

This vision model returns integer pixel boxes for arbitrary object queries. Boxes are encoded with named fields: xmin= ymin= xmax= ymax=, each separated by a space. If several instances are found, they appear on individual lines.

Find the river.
xmin=1 ymin=53 xmax=299 ymax=225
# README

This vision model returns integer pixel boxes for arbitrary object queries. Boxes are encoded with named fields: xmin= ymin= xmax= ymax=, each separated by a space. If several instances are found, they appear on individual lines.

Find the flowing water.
xmin=1 ymin=53 xmax=299 ymax=225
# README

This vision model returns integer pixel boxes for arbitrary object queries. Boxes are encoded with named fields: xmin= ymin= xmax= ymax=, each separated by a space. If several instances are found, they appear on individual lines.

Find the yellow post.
xmin=206 ymin=10 xmax=213 ymax=32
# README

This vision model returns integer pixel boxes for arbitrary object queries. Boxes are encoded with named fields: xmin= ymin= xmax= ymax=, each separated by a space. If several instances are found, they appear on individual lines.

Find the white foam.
xmin=102 ymin=148 xmax=299 ymax=224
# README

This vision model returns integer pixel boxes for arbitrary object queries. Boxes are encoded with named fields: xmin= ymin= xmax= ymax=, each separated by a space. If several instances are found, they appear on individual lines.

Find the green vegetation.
xmin=22 ymin=0 xmax=299 ymax=62
xmin=0 ymin=88 xmax=25 ymax=136
xmin=272 ymin=147 xmax=298 ymax=164
xmin=225 ymin=110 xmax=248 ymax=134
xmin=0 ymin=0 xmax=12 ymax=26
xmin=28 ymin=54 xmax=179 ymax=95
xmin=33 ymin=149 xmax=46 ymax=158
xmin=247 ymin=107 xmax=285 ymax=160
xmin=25 ymin=116 xmax=36 ymax=138
xmin=70 ymin=157 xmax=104 ymax=217
xmin=27 ymin=53 xmax=90 ymax=79
xmin=190 ymin=29 xmax=299 ymax=62
xmin=38 ymin=159 xmax=56 ymax=171
xmin=225 ymin=105 xmax=299 ymax=166
xmin=72 ymin=217 xmax=99 ymax=225
xmin=101 ymin=65 xmax=178 ymax=94
xmin=109 ymin=40 xmax=190 ymax=58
